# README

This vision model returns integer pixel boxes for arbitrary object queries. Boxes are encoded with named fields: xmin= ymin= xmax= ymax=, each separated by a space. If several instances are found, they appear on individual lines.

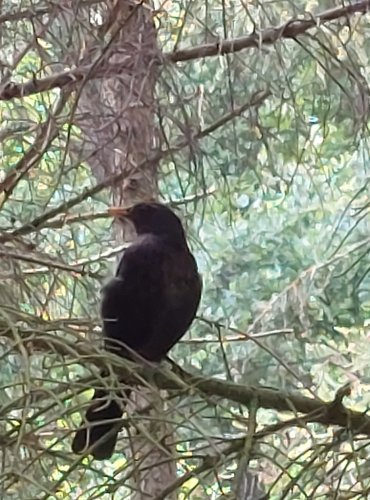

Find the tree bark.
xmin=68 ymin=1 xmax=177 ymax=497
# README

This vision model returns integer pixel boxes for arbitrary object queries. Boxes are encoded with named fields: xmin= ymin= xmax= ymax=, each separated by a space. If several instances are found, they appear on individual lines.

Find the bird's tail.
xmin=71 ymin=388 xmax=127 ymax=460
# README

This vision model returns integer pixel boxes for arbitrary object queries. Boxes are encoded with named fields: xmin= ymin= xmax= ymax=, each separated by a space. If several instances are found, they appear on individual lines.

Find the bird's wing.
xmin=137 ymin=248 xmax=202 ymax=361
xmin=101 ymin=236 xmax=201 ymax=362
xmin=100 ymin=238 xmax=165 ymax=359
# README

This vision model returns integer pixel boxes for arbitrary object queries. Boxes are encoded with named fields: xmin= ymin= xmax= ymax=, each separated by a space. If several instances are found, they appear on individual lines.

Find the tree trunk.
xmin=69 ymin=1 xmax=177 ymax=497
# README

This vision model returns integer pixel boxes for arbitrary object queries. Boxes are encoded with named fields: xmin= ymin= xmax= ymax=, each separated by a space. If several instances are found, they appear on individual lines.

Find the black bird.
xmin=72 ymin=202 xmax=202 ymax=459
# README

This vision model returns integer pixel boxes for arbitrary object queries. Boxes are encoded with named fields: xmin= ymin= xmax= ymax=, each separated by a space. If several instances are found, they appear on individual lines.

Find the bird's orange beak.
xmin=107 ymin=207 xmax=131 ymax=218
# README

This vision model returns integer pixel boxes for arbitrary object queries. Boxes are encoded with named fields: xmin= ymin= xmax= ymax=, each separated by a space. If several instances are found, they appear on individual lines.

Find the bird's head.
xmin=108 ymin=202 xmax=187 ymax=243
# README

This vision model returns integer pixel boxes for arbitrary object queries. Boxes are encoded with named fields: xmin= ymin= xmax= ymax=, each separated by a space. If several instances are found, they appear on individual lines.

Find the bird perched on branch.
xmin=72 ymin=202 xmax=202 ymax=460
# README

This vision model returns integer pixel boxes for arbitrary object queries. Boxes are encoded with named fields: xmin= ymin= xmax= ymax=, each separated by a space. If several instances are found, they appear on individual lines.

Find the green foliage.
xmin=1 ymin=0 xmax=370 ymax=498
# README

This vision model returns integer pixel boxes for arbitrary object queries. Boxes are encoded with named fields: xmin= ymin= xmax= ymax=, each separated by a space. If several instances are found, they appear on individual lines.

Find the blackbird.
xmin=71 ymin=202 xmax=202 ymax=459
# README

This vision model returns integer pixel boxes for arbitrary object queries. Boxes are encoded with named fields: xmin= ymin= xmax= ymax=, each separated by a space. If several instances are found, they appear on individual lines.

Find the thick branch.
xmin=0 ymin=61 xmax=133 ymax=101
xmin=170 ymin=1 xmax=370 ymax=62
xmin=0 ymin=1 xmax=368 ymax=101
xmin=7 ymin=328 xmax=370 ymax=437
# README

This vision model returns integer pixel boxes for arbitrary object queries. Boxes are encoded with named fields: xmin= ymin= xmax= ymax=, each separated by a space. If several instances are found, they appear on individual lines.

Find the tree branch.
xmin=0 ymin=0 xmax=102 ymax=25
xmin=0 ymin=91 xmax=70 ymax=206
xmin=0 ymin=1 xmax=368 ymax=101
xmin=0 ymin=91 xmax=261 ymax=242
xmin=169 ymin=1 xmax=370 ymax=62
xmin=0 ymin=189 xmax=215 ymax=241
xmin=5 ymin=327 xmax=370 ymax=438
